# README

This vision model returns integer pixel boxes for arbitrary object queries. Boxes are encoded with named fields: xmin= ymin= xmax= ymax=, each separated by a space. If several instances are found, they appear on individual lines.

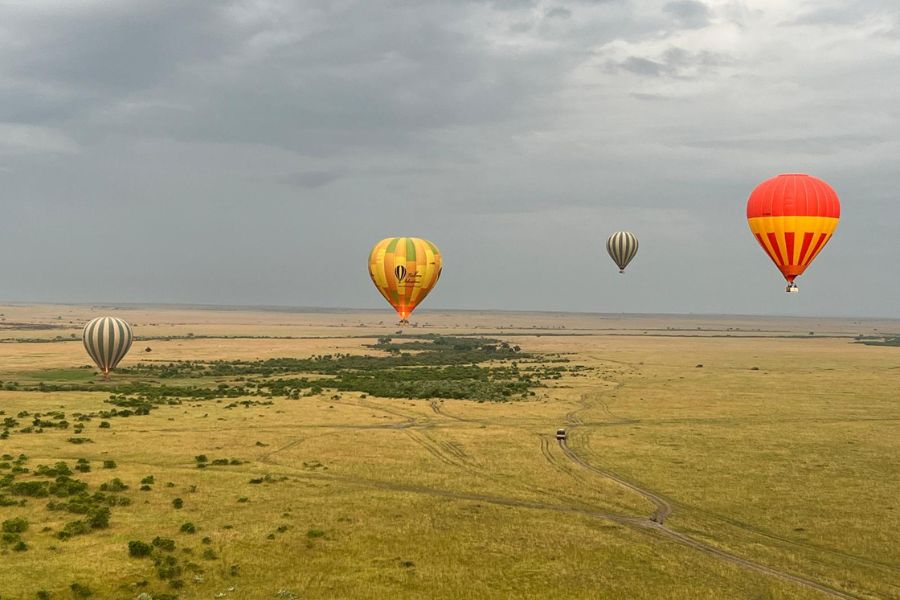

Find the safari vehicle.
xmin=556 ymin=428 xmax=567 ymax=441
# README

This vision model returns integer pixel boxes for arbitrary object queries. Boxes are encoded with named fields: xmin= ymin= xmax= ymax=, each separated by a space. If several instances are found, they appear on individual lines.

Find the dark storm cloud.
xmin=1 ymin=0 xmax=899 ymax=318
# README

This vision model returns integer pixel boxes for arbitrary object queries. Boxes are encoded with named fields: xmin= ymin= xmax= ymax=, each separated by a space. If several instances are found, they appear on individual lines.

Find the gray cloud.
xmin=613 ymin=46 xmax=728 ymax=78
xmin=1 ymin=0 xmax=899 ymax=318
xmin=546 ymin=7 xmax=573 ymax=19
xmin=663 ymin=0 xmax=712 ymax=29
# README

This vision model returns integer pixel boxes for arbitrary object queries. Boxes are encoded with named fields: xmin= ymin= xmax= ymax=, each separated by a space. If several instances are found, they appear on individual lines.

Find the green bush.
xmin=180 ymin=522 xmax=196 ymax=534
xmin=172 ymin=498 xmax=183 ymax=509
xmin=128 ymin=540 xmax=152 ymax=557
xmin=69 ymin=582 xmax=93 ymax=598
xmin=102 ymin=460 xmax=117 ymax=469
xmin=87 ymin=507 xmax=110 ymax=529
xmin=13 ymin=540 xmax=28 ymax=551
xmin=99 ymin=478 xmax=128 ymax=492
xmin=153 ymin=536 xmax=176 ymax=551
xmin=9 ymin=480 xmax=49 ymax=497
xmin=2 ymin=517 xmax=28 ymax=533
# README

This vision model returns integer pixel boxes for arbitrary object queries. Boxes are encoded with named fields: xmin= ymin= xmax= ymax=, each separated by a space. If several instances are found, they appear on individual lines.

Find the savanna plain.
xmin=0 ymin=304 xmax=897 ymax=600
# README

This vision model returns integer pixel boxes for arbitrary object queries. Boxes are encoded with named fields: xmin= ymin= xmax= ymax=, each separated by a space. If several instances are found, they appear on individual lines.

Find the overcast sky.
xmin=1 ymin=0 xmax=898 ymax=317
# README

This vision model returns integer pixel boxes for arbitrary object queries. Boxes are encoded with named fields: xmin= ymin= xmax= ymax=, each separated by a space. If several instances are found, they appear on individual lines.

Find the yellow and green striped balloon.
xmin=82 ymin=316 xmax=133 ymax=379
xmin=368 ymin=237 xmax=442 ymax=321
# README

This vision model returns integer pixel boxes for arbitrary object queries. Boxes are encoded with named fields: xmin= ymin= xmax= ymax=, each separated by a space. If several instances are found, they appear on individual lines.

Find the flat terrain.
xmin=0 ymin=304 xmax=898 ymax=599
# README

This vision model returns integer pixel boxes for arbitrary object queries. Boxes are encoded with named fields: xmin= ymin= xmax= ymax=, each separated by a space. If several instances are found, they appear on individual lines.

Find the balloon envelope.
xmin=83 ymin=316 xmax=133 ymax=378
xmin=746 ymin=174 xmax=840 ymax=286
xmin=607 ymin=231 xmax=639 ymax=273
xmin=368 ymin=237 xmax=442 ymax=320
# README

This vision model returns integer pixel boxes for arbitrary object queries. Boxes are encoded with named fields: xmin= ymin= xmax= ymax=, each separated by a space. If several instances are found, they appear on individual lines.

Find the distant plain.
xmin=0 ymin=304 xmax=897 ymax=599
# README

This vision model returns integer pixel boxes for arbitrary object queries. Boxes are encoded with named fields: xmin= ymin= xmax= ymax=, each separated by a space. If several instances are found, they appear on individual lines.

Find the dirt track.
xmin=259 ymin=394 xmax=866 ymax=599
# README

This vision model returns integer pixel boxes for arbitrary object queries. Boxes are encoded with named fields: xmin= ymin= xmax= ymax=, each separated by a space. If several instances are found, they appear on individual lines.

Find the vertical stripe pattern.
xmin=368 ymin=237 xmax=443 ymax=320
xmin=606 ymin=231 xmax=639 ymax=273
xmin=82 ymin=316 xmax=134 ymax=377
xmin=746 ymin=174 xmax=841 ymax=285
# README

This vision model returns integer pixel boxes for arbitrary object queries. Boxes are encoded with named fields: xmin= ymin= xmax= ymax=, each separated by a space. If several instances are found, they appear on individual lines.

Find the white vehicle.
xmin=556 ymin=428 xmax=567 ymax=441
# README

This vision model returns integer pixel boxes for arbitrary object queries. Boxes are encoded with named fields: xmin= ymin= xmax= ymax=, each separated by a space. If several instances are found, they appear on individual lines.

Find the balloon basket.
xmin=786 ymin=284 xmax=799 ymax=294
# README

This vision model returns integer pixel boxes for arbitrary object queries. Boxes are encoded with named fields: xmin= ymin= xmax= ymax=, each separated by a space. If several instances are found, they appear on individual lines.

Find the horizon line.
xmin=0 ymin=299 xmax=897 ymax=322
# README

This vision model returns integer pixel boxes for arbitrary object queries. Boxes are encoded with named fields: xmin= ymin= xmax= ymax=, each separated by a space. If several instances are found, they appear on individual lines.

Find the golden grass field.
xmin=0 ymin=304 xmax=898 ymax=599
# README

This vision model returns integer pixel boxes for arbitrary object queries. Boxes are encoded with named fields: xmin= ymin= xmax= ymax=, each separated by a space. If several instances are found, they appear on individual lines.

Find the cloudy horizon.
xmin=2 ymin=1 xmax=898 ymax=318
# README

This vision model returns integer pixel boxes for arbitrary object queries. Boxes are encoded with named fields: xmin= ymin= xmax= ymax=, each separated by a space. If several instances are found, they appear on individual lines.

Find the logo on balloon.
xmin=394 ymin=265 xmax=408 ymax=282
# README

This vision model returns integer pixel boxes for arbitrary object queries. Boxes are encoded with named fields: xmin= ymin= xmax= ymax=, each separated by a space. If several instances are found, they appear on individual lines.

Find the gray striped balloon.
xmin=606 ymin=231 xmax=639 ymax=273
xmin=83 ymin=317 xmax=133 ymax=379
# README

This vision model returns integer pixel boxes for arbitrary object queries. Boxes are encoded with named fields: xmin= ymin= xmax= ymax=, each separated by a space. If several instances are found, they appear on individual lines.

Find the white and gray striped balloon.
xmin=83 ymin=317 xmax=133 ymax=379
xmin=606 ymin=231 xmax=639 ymax=273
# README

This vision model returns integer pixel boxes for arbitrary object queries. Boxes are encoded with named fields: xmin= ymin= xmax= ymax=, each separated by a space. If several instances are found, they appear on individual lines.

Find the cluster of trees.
xmin=0 ymin=457 xmax=132 ymax=548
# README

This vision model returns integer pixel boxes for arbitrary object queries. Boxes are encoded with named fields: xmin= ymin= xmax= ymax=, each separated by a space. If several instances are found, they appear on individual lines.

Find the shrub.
xmin=153 ymin=536 xmax=176 ymax=551
xmin=36 ymin=462 xmax=72 ymax=477
xmin=13 ymin=540 xmax=28 ymax=551
xmin=201 ymin=536 xmax=212 ymax=545
xmin=69 ymin=582 xmax=93 ymax=598
xmin=87 ymin=507 xmax=110 ymax=529
xmin=2 ymin=517 xmax=28 ymax=533
xmin=194 ymin=455 xmax=208 ymax=464
xmin=99 ymin=421 xmax=111 ymax=429
xmin=49 ymin=476 xmax=88 ymax=497
xmin=307 ymin=529 xmax=325 ymax=539
xmin=180 ymin=522 xmax=196 ymax=534
xmin=128 ymin=540 xmax=152 ymax=557
xmin=172 ymin=498 xmax=183 ymax=509
xmin=10 ymin=480 xmax=49 ymax=497
xmin=67 ymin=437 xmax=92 ymax=444
xmin=141 ymin=475 xmax=155 ymax=485
xmin=102 ymin=460 xmax=117 ymax=469
xmin=2 ymin=531 xmax=21 ymax=544
xmin=99 ymin=478 xmax=128 ymax=492
xmin=57 ymin=519 xmax=90 ymax=539
xmin=201 ymin=548 xmax=217 ymax=560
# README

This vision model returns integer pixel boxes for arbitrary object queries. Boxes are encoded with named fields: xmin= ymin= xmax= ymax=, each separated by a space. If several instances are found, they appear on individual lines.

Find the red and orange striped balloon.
xmin=368 ymin=237 xmax=442 ymax=320
xmin=746 ymin=174 xmax=840 ymax=291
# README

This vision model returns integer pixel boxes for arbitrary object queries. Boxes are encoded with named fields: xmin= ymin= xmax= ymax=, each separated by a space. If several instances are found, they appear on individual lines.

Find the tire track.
xmin=560 ymin=393 xmax=863 ymax=600
xmin=560 ymin=438 xmax=671 ymax=524
xmin=573 ymin=391 xmax=899 ymax=575
xmin=539 ymin=434 xmax=587 ymax=484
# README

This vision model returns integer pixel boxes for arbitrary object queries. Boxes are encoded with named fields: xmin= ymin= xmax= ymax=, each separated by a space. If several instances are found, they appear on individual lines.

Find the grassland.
xmin=0 ymin=305 xmax=898 ymax=599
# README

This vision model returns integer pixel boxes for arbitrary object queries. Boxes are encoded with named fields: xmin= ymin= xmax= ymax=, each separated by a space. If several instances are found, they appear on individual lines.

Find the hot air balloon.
xmin=368 ymin=237 xmax=442 ymax=323
xmin=83 ymin=316 xmax=133 ymax=380
xmin=607 ymin=231 xmax=638 ymax=273
xmin=746 ymin=174 xmax=840 ymax=293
